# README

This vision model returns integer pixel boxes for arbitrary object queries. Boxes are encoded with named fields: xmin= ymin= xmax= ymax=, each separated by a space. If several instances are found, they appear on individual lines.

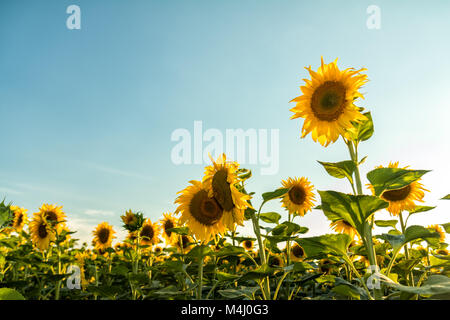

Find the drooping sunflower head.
xmin=427 ymin=225 xmax=446 ymax=243
xmin=92 ymin=222 xmax=115 ymax=251
xmin=290 ymin=57 xmax=368 ymax=147
xmin=10 ymin=205 xmax=28 ymax=232
xmin=242 ymin=239 xmax=254 ymax=251
xmin=281 ymin=177 xmax=316 ymax=216
xmin=37 ymin=203 xmax=66 ymax=233
xmin=202 ymin=154 xmax=252 ymax=230
xmin=330 ymin=219 xmax=358 ymax=240
xmin=175 ymin=180 xmax=227 ymax=242
xmin=139 ymin=218 xmax=160 ymax=246
xmin=160 ymin=212 xmax=178 ymax=245
xmin=121 ymin=209 xmax=144 ymax=232
xmin=368 ymin=162 xmax=429 ymax=216
xmin=29 ymin=212 xmax=56 ymax=251
xmin=290 ymin=243 xmax=306 ymax=262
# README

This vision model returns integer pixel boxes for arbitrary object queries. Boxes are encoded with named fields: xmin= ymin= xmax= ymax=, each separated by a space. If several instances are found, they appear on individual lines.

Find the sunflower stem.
xmin=347 ymin=140 xmax=381 ymax=300
xmin=399 ymin=211 xmax=414 ymax=286
xmin=197 ymin=245 xmax=204 ymax=300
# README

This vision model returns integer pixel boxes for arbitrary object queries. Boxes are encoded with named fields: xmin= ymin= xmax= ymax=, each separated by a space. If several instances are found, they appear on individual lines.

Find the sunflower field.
xmin=1 ymin=58 xmax=449 ymax=301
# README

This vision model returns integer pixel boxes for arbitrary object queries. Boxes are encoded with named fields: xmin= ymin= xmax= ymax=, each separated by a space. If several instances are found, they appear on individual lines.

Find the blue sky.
xmin=1 ymin=0 xmax=449 ymax=244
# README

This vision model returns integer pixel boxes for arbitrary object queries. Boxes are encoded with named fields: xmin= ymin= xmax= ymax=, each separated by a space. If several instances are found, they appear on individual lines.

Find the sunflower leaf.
xmin=440 ymin=223 xmax=450 ymax=233
xmin=259 ymin=212 xmax=282 ymax=224
xmin=0 ymin=288 xmax=25 ymax=300
xmin=262 ymin=188 xmax=289 ymax=202
xmin=366 ymin=167 xmax=430 ymax=196
xmin=318 ymin=190 xmax=388 ymax=236
xmin=374 ymin=220 xmax=398 ymax=228
xmin=317 ymin=160 xmax=356 ymax=184
xmin=349 ymin=112 xmax=374 ymax=142
xmin=296 ymin=233 xmax=352 ymax=258
xmin=407 ymin=206 xmax=436 ymax=215
xmin=441 ymin=194 xmax=450 ymax=200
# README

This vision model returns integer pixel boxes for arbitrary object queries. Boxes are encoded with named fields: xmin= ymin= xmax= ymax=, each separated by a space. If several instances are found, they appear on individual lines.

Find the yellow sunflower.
xmin=36 ymin=203 xmax=66 ymax=233
xmin=290 ymin=243 xmax=306 ymax=262
xmin=330 ymin=219 xmax=358 ymax=240
xmin=175 ymin=180 xmax=227 ymax=242
xmin=368 ymin=162 xmax=429 ymax=216
xmin=10 ymin=205 xmax=28 ymax=232
xmin=428 ymin=225 xmax=446 ymax=242
xmin=139 ymin=218 xmax=160 ymax=246
xmin=242 ymin=240 xmax=254 ymax=251
xmin=92 ymin=222 xmax=115 ymax=251
xmin=435 ymin=248 xmax=449 ymax=256
xmin=268 ymin=254 xmax=285 ymax=268
xmin=175 ymin=234 xmax=194 ymax=253
xmin=281 ymin=177 xmax=316 ymax=216
xmin=160 ymin=212 xmax=178 ymax=245
xmin=290 ymin=57 xmax=368 ymax=147
xmin=29 ymin=212 xmax=56 ymax=251
xmin=202 ymin=154 xmax=252 ymax=230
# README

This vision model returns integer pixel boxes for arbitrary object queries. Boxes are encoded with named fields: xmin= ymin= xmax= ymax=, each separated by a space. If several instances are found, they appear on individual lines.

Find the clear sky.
xmin=1 ymin=0 xmax=449 ymax=245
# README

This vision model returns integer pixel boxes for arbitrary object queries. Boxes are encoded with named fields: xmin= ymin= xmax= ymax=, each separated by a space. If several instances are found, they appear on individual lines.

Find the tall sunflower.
xmin=290 ymin=57 xmax=368 ymax=147
xmin=242 ymin=239 xmax=254 ymax=251
xmin=10 ymin=205 xmax=27 ymax=232
xmin=281 ymin=177 xmax=316 ymax=216
xmin=202 ymin=154 xmax=251 ymax=230
xmin=175 ymin=180 xmax=226 ymax=242
xmin=92 ymin=222 xmax=115 ymax=251
xmin=160 ymin=212 xmax=178 ymax=245
xmin=29 ymin=212 xmax=56 ymax=251
xmin=139 ymin=218 xmax=160 ymax=246
xmin=36 ymin=203 xmax=66 ymax=233
xmin=368 ymin=162 xmax=428 ymax=216
xmin=330 ymin=219 xmax=358 ymax=240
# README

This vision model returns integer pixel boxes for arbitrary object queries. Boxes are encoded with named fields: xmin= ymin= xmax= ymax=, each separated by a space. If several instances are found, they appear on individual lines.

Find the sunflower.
xmin=435 ymin=248 xmax=449 ymax=256
xmin=428 ymin=225 xmax=446 ymax=242
xmin=268 ymin=254 xmax=285 ymax=268
xmin=160 ymin=212 xmax=178 ymax=245
xmin=92 ymin=222 xmax=115 ymax=251
xmin=290 ymin=243 xmax=306 ymax=262
xmin=281 ymin=177 xmax=316 ymax=216
xmin=139 ymin=218 xmax=160 ymax=246
xmin=10 ymin=205 xmax=27 ymax=232
xmin=330 ymin=219 xmax=358 ymax=240
xmin=29 ymin=212 xmax=56 ymax=251
xmin=202 ymin=154 xmax=252 ymax=230
xmin=242 ymin=240 xmax=254 ymax=251
xmin=175 ymin=235 xmax=194 ymax=253
xmin=36 ymin=203 xmax=66 ymax=233
xmin=290 ymin=57 xmax=368 ymax=147
xmin=368 ymin=162 xmax=429 ymax=216
xmin=175 ymin=180 xmax=227 ymax=242
xmin=319 ymin=258 xmax=333 ymax=274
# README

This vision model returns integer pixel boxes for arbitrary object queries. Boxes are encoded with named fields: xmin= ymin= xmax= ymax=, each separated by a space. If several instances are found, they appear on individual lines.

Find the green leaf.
xmin=317 ymin=160 xmax=356 ymax=184
xmin=350 ymin=112 xmax=374 ymax=142
xmin=441 ymin=194 xmax=450 ymax=200
xmin=0 ymin=288 xmax=25 ymax=300
xmin=214 ymin=246 xmax=245 ymax=258
xmin=186 ymin=245 xmax=212 ymax=260
xmin=408 ymin=206 xmax=436 ymax=215
xmin=366 ymin=167 xmax=430 ymax=196
xmin=259 ymin=212 xmax=281 ymax=224
xmin=217 ymin=286 xmax=259 ymax=299
xmin=166 ymin=227 xmax=189 ymax=236
xmin=262 ymin=188 xmax=289 ymax=202
xmin=296 ymin=233 xmax=352 ymax=258
xmin=240 ymin=264 xmax=276 ymax=281
xmin=375 ymin=220 xmax=398 ymax=228
xmin=381 ymin=275 xmax=450 ymax=297
xmin=332 ymin=284 xmax=361 ymax=300
xmin=216 ymin=272 xmax=240 ymax=282
xmin=404 ymin=225 xmax=441 ymax=243
xmin=318 ymin=190 xmax=388 ymax=236
xmin=440 ymin=223 xmax=450 ymax=233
